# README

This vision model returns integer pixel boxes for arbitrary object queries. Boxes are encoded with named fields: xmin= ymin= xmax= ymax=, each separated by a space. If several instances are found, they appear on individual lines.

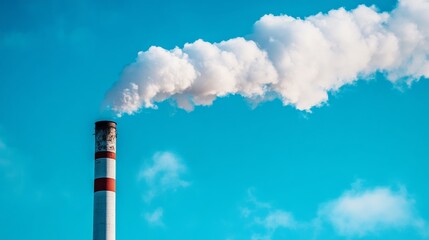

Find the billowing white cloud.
xmin=144 ymin=208 xmax=164 ymax=226
xmin=138 ymin=151 xmax=190 ymax=202
xmin=105 ymin=0 xmax=429 ymax=116
xmin=318 ymin=185 xmax=427 ymax=237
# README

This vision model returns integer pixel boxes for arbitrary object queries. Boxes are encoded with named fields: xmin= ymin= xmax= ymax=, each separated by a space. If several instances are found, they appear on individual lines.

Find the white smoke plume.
xmin=105 ymin=0 xmax=429 ymax=116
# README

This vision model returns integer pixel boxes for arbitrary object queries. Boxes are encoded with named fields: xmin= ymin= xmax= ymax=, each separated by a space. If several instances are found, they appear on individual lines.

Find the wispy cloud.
xmin=318 ymin=184 xmax=428 ymax=237
xmin=241 ymin=189 xmax=300 ymax=240
xmin=0 ymin=137 xmax=6 ymax=151
xmin=0 ymin=136 xmax=25 ymax=185
xmin=138 ymin=151 xmax=190 ymax=202
xmin=0 ymin=134 xmax=61 ymax=203
xmin=258 ymin=210 xmax=297 ymax=230
xmin=251 ymin=210 xmax=299 ymax=240
xmin=240 ymin=182 xmax=428 ymax=239
xmin=144 ymin=207 xmax=164 ymax=226
xmin=0 ymin=32 xmax=32 ymax=49
xmin=0 ymin=136 xmax=8 ymax=165
xmin=138 ymin=151 xmax=190 ymax=227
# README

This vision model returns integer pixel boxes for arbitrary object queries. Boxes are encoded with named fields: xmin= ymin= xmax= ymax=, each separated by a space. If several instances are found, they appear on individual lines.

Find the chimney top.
xmin=95 ymin=120 xmax=117 ymax=129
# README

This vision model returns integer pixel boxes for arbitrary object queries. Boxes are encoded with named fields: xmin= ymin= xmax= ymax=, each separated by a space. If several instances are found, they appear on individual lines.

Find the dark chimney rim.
xmin=95 ymin=120 xmax=117 ymax=129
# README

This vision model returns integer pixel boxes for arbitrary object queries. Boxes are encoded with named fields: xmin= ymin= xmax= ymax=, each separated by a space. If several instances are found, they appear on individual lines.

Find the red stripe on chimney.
xmin=95 ymin=151 xmax=116 ymax=159
xmin=94 ymin=178 xmax=116 ymax=192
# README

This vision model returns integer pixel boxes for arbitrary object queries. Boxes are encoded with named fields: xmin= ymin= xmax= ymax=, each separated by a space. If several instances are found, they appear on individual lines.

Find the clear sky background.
xmin=0 ymin=0 xmax=428 ymax=239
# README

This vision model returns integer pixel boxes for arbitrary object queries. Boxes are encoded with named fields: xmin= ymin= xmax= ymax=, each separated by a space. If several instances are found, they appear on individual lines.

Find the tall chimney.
xmin=94 ymin=121 xmax=117 ymax=240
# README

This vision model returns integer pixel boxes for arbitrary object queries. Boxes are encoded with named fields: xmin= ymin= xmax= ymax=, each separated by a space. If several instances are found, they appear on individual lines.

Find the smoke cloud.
xmin=105 ymin=0 xmax=429 ymax=116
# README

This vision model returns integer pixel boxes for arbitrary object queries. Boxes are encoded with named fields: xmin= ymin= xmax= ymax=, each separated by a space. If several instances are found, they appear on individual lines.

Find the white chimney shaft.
xmin=94 ymin=121 xmax=117 ymax=240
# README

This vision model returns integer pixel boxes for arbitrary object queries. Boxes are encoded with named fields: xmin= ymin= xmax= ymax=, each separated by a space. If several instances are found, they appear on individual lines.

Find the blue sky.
xmin=0 ymin=0 xmax=428 ymax=239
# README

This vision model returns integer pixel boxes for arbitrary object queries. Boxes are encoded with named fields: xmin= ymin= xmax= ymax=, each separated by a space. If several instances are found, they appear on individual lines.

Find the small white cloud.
xmin=240 ymin=207 xmax=251 ymax=218
xmin=259 ymin=210 xmax=297 ymax=230
xmin=250 ymin=233 xmax=271 ymax=240
xmin=240 ymin=184 xmax=428 ymax=240
xmin=246 ymin=188 xmax=272 ymax=209
xmin=319 ymin=184 xmax=427 ymax=237
xmin=138 ymin=151 xmax=190 ymax=202
xmin=252 ymin=210 xmax=298 ymax=240
xmin=145 ymin=208 xmax=164 ymax=226
xmin=242 ymin=189 xmax=299 ymax=240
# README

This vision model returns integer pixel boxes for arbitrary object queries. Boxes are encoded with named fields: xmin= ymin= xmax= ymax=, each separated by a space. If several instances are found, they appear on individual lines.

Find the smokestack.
xmin=94 ymin=121 xmax=117 ymax=240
